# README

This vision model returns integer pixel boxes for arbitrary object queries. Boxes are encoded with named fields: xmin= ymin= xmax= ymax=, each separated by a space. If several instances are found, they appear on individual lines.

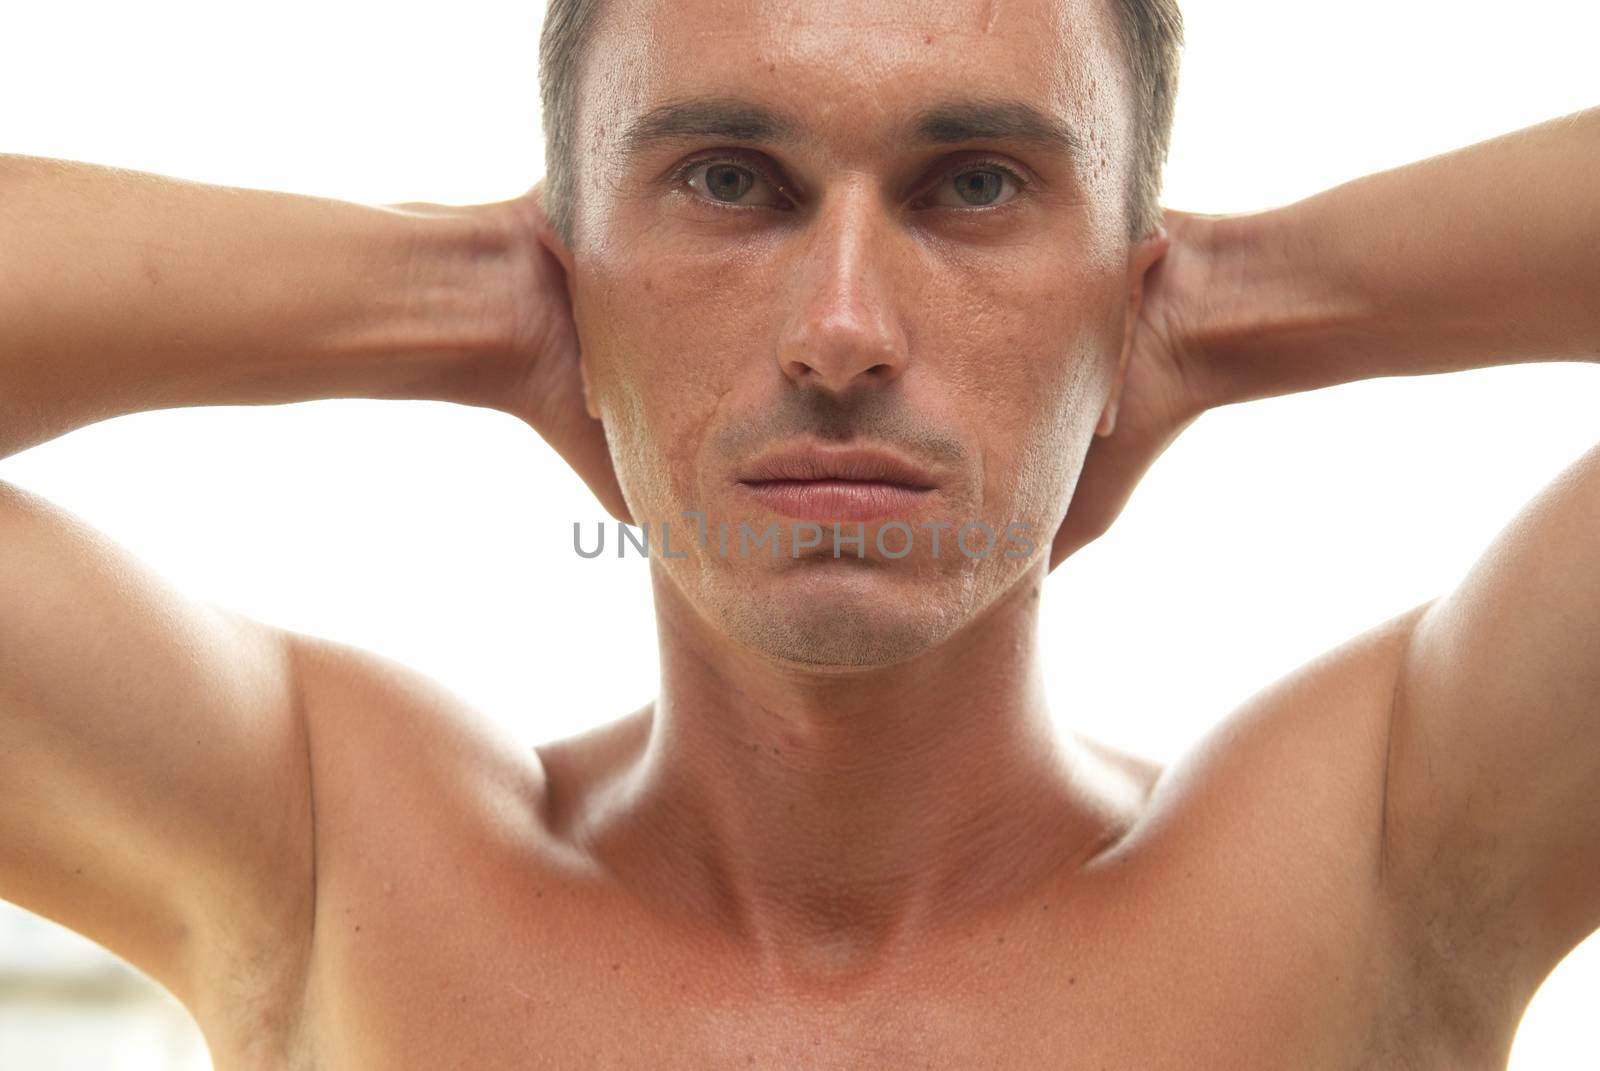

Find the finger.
xmin=557 ymin=420 xmax=633 ymax=527
xmin=526 ymin=367 xmax=634 ymax=525
xmin=1047 ymin=426 xmax=1152 ymax=571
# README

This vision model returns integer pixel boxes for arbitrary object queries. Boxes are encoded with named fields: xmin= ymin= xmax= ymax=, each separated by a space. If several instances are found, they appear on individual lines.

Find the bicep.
xmin=0 ymin=479 xmax=314 ymax=1007
xmin=1382 ymin=439 xmax=1600 ymax=992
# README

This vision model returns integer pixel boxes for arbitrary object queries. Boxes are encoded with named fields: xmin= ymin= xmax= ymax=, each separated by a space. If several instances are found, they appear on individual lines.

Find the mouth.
xmin=735 ymin=478 xmax=935 ymax=523
xmin=735 ymin=443 xmax=940 ymax=523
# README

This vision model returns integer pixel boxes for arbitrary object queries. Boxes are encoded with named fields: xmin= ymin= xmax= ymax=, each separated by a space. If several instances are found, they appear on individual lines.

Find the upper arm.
xmin=0 ymin=479 xmax=315 ymax=1011
xmin=1381 ymin=439 xmax=1600 ymax=1005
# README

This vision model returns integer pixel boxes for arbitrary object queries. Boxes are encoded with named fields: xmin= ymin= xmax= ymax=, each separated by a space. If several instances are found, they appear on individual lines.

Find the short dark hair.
xmin=537 ymin=0 xmax=1183 ymax=249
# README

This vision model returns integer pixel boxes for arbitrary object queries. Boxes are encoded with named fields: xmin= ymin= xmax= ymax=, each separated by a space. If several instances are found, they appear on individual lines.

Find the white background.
xmin=1 ymin=0 xmax=1597 ymax=1067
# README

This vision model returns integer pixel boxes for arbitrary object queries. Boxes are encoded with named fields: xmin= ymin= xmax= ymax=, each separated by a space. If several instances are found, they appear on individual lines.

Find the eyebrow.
xmin=617 ymin=94 xmax=1088 ymax=167
xmin=910 ymin=97 xmax=1087 ymax=161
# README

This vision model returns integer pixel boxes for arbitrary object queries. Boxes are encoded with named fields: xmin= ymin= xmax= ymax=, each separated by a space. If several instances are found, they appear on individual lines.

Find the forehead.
xmin=581 ymin=0 xmax=1127 ymax=170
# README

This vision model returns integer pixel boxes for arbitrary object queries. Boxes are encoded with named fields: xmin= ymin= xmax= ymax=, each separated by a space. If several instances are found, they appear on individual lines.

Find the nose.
xmin=776 ymin=184 xmax=910 ymax=395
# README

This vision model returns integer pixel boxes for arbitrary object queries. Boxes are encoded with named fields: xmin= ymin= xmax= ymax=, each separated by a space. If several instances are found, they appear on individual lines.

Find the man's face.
xmin=559 ymin=0 xmax=1158 ymax=667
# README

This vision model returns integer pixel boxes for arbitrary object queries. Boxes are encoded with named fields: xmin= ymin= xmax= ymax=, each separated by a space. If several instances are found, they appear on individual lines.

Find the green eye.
xmin=675 ymin=157 xmax=789 ymax=209
xmin=704 ymin=163 xmax=755 ymax=203
xmin=670 ymin=153 xmax=1031 ymax=214
xmin=927 ymin=161 xmax=1028 ymax=209
xmin=952 ymin=169 xmax=1005 ymax=206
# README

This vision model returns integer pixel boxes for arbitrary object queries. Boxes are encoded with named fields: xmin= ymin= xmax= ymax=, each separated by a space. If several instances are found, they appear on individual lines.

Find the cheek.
xmin=936 ymin=262 xmax=1122 ymax=522
xmin=572 ymin=255 xmax=756 ymax=521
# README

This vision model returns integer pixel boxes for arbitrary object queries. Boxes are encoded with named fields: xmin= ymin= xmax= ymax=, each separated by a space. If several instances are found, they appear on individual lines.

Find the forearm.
xmin=0 ymin=155 xmax=518 ymax=460
xmin=1191 ymin=106 xmax=1600 ymax=409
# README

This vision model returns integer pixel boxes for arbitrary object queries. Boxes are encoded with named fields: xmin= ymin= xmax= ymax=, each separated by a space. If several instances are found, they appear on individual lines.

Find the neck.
xmin=564 ymin=560 xmax=1144 ymax=986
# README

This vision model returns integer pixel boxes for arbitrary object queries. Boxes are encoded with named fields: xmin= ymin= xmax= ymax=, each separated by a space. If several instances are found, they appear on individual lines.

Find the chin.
xmin=708 ymin=560 xmax=971 ymax=669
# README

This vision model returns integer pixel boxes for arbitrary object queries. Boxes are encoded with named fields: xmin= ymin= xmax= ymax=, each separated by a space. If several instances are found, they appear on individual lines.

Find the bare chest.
xmin=208 ymin=627 xmax=1507 ymax=1071
xmin=252 ymin=821 xmax=1464 ymax=1071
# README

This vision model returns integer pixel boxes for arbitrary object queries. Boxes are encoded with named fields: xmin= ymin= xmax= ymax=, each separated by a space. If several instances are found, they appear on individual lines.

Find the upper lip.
xmin=737 ymin=442 xmax=940 ymax=490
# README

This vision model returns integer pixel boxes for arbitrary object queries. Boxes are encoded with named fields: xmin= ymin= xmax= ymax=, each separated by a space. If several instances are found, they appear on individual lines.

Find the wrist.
xmin=1184 ymin=199 xmax=1376 ymax=408
xmin=355 ymin=201 xmax=524 ymax=409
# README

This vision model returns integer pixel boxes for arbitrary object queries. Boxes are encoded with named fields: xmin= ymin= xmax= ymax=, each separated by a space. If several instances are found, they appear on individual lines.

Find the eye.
xmin=920 ymin=160 xmax=1030 ymax=210
xmin=672 ymin=156 xmax=792 ymax=210
xmin=928 ymin=160 xmax=1024 ymax=208
xmin=666 ymin=153 xmax=1033 ymax=214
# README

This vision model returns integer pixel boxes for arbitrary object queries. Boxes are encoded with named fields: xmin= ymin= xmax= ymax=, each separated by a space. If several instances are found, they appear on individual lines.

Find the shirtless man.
xmin=2 ymin=0 xmax=1597 ymax=1064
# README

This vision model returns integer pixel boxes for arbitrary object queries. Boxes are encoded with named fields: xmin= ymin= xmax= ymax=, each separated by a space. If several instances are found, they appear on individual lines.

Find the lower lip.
xmin=737 ymin=479 xmax=935 ymax=523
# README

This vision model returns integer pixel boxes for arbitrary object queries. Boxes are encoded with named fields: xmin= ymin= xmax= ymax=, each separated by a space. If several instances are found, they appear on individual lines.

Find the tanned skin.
xmin=1 ymin=1 xmax=1597 ymax=1066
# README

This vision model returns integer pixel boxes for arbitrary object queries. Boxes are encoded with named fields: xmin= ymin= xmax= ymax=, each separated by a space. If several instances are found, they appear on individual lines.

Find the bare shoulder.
xmin=1188 ymin=596 xmax=1539 ymax=1063
xmin=0 ymin=479 xmax=316 ymax=1049
xmin=196 ymin=629 xmax=557 ymax=1065
xmin=1146 ymin=599 xmax=1430 ymax=822
xmin=284 ymin=628 xmax=554 ymax=851
xmin=1374 ymin=440 xmax=1600 ymax=1061
xmin=1126 ymin=598 xmax=1502 ymax=1064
